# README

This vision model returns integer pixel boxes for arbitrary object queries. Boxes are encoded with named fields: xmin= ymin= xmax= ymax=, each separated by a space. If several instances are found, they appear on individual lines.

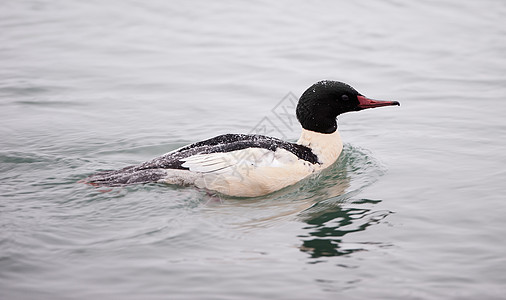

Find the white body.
xmin=161 ymin=129 xmax=343 ymax=197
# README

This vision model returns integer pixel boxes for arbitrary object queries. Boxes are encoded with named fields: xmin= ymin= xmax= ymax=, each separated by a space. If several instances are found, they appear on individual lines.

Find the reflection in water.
xmin=294 ymin=145 xmax=393 ymax=259
xmin=298 ymin=199 xmax=392 ymax=258
xmin=202 ymin=144 xmax=392 ymax=259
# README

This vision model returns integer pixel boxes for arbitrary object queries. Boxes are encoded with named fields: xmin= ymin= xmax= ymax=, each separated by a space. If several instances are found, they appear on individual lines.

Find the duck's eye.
xmin=341 ymin=95 xmax=349 ymax=101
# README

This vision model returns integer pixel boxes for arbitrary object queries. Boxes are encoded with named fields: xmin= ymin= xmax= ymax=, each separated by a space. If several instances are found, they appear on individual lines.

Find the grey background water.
xmin=1 ymin=0 xmax=505 ymax=299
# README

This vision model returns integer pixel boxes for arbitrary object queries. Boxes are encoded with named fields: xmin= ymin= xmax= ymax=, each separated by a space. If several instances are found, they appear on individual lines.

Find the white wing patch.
xmin=181 ymin=148 xmax=273 ymax=173
xmin=181 ymin=154 xmax=234 ymax=174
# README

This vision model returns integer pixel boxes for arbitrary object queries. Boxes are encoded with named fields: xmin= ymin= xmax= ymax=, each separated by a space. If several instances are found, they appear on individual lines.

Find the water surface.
xmin=1 ymin=1 xmax=506 ymax=299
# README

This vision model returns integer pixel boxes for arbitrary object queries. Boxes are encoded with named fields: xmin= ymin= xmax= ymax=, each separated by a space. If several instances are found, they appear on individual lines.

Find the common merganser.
xmin=84 ymin=81 xmax=399 ymax=197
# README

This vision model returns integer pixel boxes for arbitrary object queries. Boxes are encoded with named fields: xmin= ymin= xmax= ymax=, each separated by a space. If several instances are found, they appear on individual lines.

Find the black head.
xmin=296 ymin=80 xmax=400 ymax=133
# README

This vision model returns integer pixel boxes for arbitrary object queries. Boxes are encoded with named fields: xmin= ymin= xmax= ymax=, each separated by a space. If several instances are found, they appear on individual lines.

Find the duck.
xmin=84 ymin=80 xmax=399 ymax=197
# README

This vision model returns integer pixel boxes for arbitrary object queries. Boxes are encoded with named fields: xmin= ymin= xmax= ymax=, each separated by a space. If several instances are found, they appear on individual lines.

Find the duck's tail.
xmin=81 ymin=166 xmax=167 ymax=187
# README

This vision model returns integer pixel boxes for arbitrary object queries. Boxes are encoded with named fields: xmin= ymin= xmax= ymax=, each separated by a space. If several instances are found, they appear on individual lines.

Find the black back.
xmin=85 ymin=134 xmax=319 ymax=186
xmin=140 ymin=133 xmax=319 ymax=170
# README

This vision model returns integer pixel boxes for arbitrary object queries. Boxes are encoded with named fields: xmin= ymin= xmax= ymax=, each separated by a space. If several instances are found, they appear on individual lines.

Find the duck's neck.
xmin=297 ymin=128 xmax=343 ymax=168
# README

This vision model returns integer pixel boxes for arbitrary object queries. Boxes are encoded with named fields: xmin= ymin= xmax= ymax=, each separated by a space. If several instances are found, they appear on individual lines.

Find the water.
xmin=1 ymin=0 xmax=505 ymax=299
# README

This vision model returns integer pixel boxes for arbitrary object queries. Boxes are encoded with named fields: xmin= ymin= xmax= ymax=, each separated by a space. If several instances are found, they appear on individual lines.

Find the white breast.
xmin=297 ymin=129 xmax=343 ymax=169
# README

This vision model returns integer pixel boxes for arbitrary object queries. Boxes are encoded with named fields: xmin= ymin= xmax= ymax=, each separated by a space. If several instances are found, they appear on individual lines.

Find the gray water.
xmin=1 ymin=0 xmax=506 ymax=299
